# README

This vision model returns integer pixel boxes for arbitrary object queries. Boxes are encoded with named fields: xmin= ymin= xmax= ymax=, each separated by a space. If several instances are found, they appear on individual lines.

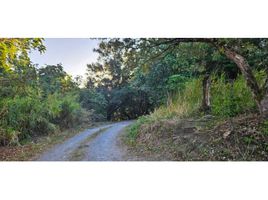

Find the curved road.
xmin=37 ymin=121 xmax=134 ymax=161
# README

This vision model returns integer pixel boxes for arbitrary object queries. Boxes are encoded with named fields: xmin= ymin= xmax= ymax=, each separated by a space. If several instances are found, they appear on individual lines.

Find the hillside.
xmin=124 ymin=73 xmax=268 ymax=161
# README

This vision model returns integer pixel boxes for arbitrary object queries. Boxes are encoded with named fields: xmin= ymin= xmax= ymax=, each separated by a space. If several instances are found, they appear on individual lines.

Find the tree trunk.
xmin=201 ymin=73 xmax=211 ymax=113
xmin=222 ymin=48 xmax=265 ymax=115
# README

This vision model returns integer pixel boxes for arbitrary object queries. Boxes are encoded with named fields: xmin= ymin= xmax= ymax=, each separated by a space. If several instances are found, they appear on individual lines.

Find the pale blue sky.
xmin=29 ymin=38 xmax=99 ymax=78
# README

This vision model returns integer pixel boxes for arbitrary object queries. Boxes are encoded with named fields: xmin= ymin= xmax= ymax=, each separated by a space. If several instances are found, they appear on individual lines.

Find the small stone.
xmin=223 ymin=130 xmax=232 ymax=139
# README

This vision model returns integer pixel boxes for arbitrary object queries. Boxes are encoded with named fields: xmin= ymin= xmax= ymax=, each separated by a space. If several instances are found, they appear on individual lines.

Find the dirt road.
xmin=37 ymin=121 xmax=134 ymax=161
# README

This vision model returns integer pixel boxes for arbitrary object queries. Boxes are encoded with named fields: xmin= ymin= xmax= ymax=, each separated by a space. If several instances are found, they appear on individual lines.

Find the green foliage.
xmin=38 ymin=64 xmax=77 ymax=96
xmin=54 ymin=93 xmax=81 ymax=128
xmin=210 ymin=71 xmax=266 ymax=117
xmin=127 ymin=78 xmax=201 ymax=141
xmin=0 ymin=92 xmax=89 ymax=145
xmin=79 ymin=88 xmax=107 ymax=121
xmin=0 ymin=38 xmax=45 ymax=74
xmin=167 ymin=74 xmax=188 ymax=92
xmin=146 ymin=71 xmax=265 ymax=121
xmin=127 ymin=116 xmax=153 ymax=144
xmin=90 ymin=38 xmax=268 ymax=120
xmin=0 ymin=95 xmax=55 ymax=145
xmin=45 ymin=93 xmax=63 ymax=119
xmin=0 ymin=38 xmax=91 ymax=146
xmin=109 ymin=86 xmax=151 ymax=120
xmin=151 ymin=78 xmax=202 ymax=119
xmin=243 ymin=135 xmax=255 ymax=145
xmin=259 ymin=120 xmax=268 ymax=136
xmin=3 ymin=37 xmax=268 ymax=149
xmin=127 ymin=71 xmax=264 ymax=145
xmin=44 ymin=92 xmax=92 ymax=129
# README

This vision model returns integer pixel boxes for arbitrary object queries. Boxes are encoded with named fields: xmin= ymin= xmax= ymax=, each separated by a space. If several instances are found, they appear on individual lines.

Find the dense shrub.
xmin=0 ymin=92 xmax=90 ymax=145
xmin=0 ymin=95 xmax=55 ymax=145
xmin=72 ymin=107 xmax=94 ymax=125
xmin=79 ymin=89 xmax=107 ymax=121
xmin=54 ymin=93 xmax=81 ymax=128
xmin=211 ymin=74 xmax=254 ymax=117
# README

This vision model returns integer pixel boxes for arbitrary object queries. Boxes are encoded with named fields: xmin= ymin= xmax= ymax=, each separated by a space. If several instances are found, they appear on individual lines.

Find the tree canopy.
xmin=2 ymin=37 xmax=268 ymax=145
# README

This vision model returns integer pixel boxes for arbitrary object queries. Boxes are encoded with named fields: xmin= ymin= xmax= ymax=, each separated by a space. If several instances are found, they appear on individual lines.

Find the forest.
xmin=1 ymin=38 xmax=268 ymax=160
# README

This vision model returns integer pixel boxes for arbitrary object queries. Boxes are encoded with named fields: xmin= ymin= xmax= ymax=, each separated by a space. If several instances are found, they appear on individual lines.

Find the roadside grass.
xmin=151 ymin=78 xmax=202 ymax=120
xmin=125 ymin=116 xmax=155 ymax=146
xmin=124 ymin=78 xmax=203 ymax=147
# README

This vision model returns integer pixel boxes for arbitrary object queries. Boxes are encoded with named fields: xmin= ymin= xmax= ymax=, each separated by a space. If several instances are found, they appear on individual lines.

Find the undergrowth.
xmin=127 ymin=71 xmax=266 ymax=148
xmin=0 ymin=92 xmax=92 ymax=145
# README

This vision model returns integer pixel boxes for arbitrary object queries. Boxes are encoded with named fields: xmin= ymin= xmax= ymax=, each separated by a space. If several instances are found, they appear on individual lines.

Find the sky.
xmin=29 ymin=38 xmax=99 ymax=78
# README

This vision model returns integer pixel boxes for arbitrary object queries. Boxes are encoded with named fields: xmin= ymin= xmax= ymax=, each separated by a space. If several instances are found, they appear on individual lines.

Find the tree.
xmin=0 ymin=38 xmax=45 ymax=74
xmin=86 ymin=38 xmax=268 ymax=120
xmin=98 ymin=38 xmax=268 ymax=116
xmin=85 ymin=40 xmax=135 ymax=120
xmin=79 ymin=88 xmax=108 ymax=121
xmin=38 ymin=64 xmax=77 ymax=96
xmin=0 ymin=38 xmax=46 ymax=99
xmin=212 ymin=39 xmax=268 ymax=116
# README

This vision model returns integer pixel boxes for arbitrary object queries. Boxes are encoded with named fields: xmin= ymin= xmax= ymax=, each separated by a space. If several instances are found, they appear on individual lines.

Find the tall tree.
xmin=99 ymin=38 xmax=268 ymax=116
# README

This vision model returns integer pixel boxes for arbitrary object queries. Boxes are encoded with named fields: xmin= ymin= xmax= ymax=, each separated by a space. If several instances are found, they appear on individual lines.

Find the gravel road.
xmin=37 ymin=121 xmax=134 ymax=161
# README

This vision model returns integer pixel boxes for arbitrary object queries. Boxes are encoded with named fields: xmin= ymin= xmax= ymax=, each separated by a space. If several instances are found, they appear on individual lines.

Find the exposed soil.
xmin=124 ymin=114 xmax=268 ymax=161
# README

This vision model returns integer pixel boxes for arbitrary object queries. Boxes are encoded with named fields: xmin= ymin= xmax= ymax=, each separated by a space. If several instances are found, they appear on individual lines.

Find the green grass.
xmin=125 ymin=116 xmax=153 ymax=145
xmin=210 ymin=73 xmax=258 ymax=117
xmin=259 ymin=120 xmax=268 ymax=136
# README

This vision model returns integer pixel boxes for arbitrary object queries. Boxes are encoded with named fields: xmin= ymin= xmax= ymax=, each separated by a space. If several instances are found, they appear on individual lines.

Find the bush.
xmin=0 ymin=127 xmax=20 ymax=146
xmin=72 ymin=108 xmax=94 ymax=125
xmin=44 ymin=93 xmax=63 ymax=120
xmin=46 ymin=93 xmax=87 ymax=129
xmin=210 ymin=71 xmax=265 ymax=117
xmin=0 ymin=92 xmax=90 ymax=145
xmin=0 ymin=95 xmax=56 ymax=145
xmin=55 ymin=94 xmax=80 ymax=128
xmin=79 ymin=89 xmax=107 ymax=119
xmin=167 ymin=74 xmax=188 ymax=92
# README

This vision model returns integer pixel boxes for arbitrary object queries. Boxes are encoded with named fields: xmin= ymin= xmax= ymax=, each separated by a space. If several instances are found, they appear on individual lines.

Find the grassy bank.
xmin=125 ymin=71 xmax=268 ymax=160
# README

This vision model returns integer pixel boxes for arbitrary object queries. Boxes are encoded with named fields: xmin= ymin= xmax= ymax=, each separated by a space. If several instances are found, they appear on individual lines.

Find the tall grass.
xmin=150 ymin=78 xmax=202 ymax=120
xmin=126 ymin=79 xmax=202 ymax=142
xmin=151 ymin=71 xmax=266 ymax=120
xmin=128 ymin=71 xmax=266 ymax=142
xmin=211 ymin=74 xmax=255 ymax=117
